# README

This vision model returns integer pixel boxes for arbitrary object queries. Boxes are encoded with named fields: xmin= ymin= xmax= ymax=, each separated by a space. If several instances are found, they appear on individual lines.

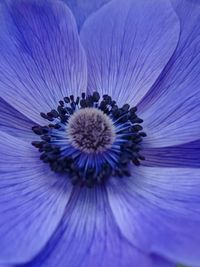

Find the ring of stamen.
xmin=32 ymin=92 xmax=146 ymax=187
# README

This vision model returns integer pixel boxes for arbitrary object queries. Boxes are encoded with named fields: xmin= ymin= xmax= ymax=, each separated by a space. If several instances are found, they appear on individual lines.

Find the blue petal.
xmin=107 ymin=167 xmax=200 ymax=266
xmin=0 ymin=98 xmax=35 ymax=142
xmin=63 ymin=0 xmax=111 ymax=31
xmin=0 ymin=0 xmax=87 ymax=125
xmin=80 ymin=0 xmax=180 ymax=107
xmin=18 ymin=187 xmax=173 ymax=267
xmin=0 ymin=131 xmax=72 ymax=264
xmin=140 ymin=0 xmax=200 ymax=146
xmin=143 ymin=139 xmax=200 ymax=168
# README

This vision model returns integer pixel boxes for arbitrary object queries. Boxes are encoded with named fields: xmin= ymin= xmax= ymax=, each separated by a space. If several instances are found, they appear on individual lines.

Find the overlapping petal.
xmin=63 ymin=0 xmax=111 ymax=31
xmin=0 ymin=0 xmax=87 ymax=125
xmin=107 ymin=167 xmax=200 ymax=267
xmin=20 ymin=187 xmax=174 ymax=267
xmin=0 ymin=98 xmax=35 ymax=142
xmin=143 ymin=139 xmax=200 ymax=168
xmin=0 ymin=131 xmax=72 ymax=264
xmin=80 ymin=0 xmax=179 ymax=107
xmin=140 ymin=0 xmax=200 ymax=147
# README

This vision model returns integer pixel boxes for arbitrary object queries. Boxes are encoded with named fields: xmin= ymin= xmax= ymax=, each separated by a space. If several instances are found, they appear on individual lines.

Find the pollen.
xmin=68 ymin=108 xmax=116 ymax=153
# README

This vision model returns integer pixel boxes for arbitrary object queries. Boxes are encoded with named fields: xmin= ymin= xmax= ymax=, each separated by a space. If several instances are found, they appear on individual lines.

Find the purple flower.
xmin=0 ymin=0 xmax=199 ymax=267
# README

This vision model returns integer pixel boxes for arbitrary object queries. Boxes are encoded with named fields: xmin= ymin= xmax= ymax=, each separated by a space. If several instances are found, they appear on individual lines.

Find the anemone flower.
xmin=0 ymin=0 xmax=200 ymax=267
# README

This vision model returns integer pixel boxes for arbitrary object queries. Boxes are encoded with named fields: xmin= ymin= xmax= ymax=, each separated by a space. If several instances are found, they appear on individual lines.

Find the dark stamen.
xmin=32 ymin=92 xmax=146 ymax=187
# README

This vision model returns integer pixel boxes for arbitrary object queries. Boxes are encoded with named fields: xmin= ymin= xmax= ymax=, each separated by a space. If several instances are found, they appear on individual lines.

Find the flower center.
xmin=32 ymin=92 xmax=146 ymax=187
xmin=68 ymin=108 xmax=116 ymax=153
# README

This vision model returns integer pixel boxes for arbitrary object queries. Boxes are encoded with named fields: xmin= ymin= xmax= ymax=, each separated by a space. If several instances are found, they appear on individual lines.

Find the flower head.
xmin=32 ymin=91 xmax=145 ymax=187
xmin=0 ymin=0 xmax=200 ymax=267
